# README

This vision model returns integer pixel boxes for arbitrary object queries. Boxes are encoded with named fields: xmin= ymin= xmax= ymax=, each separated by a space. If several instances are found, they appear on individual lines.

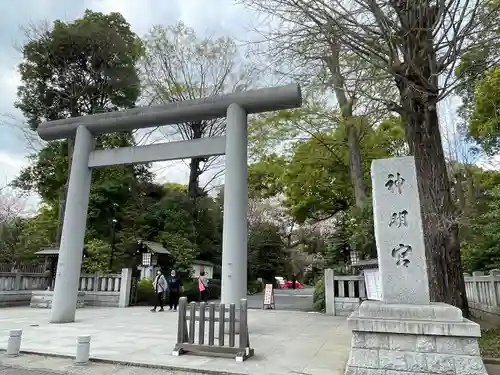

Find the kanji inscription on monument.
xmin=391 ymin=243 xmax=412 ymax=267
xmin=388 ymin=210 xmax=408 ymax=228
xmin=371 ymin=156 xmax=430 ymax=304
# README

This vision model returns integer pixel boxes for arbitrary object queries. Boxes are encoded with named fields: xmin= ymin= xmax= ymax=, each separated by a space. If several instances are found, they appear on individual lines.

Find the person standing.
xmin=198 ymin=271 xmax=208 ymax=302
xmin=167 ymin=269 xmax=183 ymax=311
xmin=151 ymin=269 xmax=168 ymax=312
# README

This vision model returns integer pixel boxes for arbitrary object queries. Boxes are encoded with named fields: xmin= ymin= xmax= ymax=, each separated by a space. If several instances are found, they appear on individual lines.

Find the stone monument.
xmin=344 ymin=156 xmax=487 ymax=375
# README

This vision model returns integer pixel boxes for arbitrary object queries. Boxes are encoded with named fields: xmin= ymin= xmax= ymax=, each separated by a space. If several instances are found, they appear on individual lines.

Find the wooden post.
xmin=188 ymin=302 xmax=196 ymax=344
xmin=239 ymin=299 xmax=248 ymax=349
xmin=218 ymin=303 xmax=225 ymax=346
xmin=208 ymin=302 xmax=216 ymax=345
xmin=229 ymin=303 xmax=236 ymax=347
xmin=177 ymin=297 xmax=188 ymax=344
xmin=199 ymin=302 xmax=206 ymax=345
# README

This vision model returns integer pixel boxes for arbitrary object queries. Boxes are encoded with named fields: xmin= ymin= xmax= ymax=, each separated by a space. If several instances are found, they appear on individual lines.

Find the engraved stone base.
xmin=30 ymin=291 xmax=85 ymax=309
xmin=345 ymin=301 xmax=487 ymax=375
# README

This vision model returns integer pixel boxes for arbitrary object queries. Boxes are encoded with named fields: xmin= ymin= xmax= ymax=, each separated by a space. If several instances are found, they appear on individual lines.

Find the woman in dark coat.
xmin=166 ymin=269 xmax=183 ymax=311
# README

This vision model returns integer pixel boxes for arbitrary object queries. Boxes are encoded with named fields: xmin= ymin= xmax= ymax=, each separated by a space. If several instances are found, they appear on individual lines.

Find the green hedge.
xmin=136 ymin=278 xmax=155 ymax=305
xmin=248 ymin=279 xmax=264 ymax=295
xmin=184 ymin=282 xmax=221 ymax=302
xmin=208 ymin=278 xmax=221 ymax=287
xmin=313 ymin=277 xmax=325 ymax=312
xmin=136 ymin=278 xmax=221 ymax=305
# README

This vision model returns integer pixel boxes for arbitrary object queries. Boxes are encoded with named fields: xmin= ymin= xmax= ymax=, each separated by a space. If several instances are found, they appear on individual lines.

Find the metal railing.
xmin=173 ymin=297 xmax=254 ymax=362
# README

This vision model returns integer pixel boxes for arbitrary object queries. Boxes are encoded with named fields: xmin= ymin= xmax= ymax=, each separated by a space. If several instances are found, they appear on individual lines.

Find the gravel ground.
xmin=0 ymin=366 xmax=212 ymax=375
xmin=0 ymin=355 xmax=225 ymax=375
xmin=0 ymin=367 xmax=61 ymax=375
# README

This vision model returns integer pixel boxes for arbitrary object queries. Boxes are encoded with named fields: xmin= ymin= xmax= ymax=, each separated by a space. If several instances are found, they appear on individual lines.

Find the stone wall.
xmin=335 ymin=297 xmax=362 ymax=317
xmin=465 ymin=270 xmax=500 ymax=326
xmin=84 ymin=291 xmax=120 ymax=307
xmin=0 ymin=291 xmax=33 ymax=307
xmin=325 ymin=268 xmax=500 ymax=321
xmin=347 ymin=331 xmax=485 ymax=374
xmin=30 ymin=291 xmax=85 ymax=308
xmin=0 ymin=268 xmax=132 ymax=308
xmin=324 ymin=269 xmax=365 ymax=316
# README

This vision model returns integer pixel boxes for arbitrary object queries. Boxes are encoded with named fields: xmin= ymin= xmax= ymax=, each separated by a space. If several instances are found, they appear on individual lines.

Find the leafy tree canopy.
xmin=16 ymin=9 xmax=144 ymax=129
xmin=468 ymin=66 xmax=500 ymax=155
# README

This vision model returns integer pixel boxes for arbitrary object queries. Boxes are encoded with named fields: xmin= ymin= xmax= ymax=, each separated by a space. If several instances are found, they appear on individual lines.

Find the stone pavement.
xmin=0 ymin=307 xmax=351 ymax=375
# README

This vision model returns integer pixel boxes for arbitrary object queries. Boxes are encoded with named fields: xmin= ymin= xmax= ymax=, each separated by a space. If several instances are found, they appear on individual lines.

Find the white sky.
xmin=0 ymin=0 xmax=257 ymax=211
xmin=0 ymin=0 xmax=497 ymax=213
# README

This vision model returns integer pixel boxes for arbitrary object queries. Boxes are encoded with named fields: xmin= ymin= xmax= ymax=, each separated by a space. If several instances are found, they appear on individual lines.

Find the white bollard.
xmin=6 ymin=329 xmax=22 ymax=357
xmin=75 ymin=335 xmax=91 ymax=365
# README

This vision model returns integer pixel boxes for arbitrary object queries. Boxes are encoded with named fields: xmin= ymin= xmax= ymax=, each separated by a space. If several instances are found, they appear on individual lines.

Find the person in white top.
xmin=151 ymin=269 xmax=168 ymax=312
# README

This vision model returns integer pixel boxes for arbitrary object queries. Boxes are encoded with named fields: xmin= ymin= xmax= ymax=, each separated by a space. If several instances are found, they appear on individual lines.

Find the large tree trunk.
xmin=394 ymin=14 xmax=469 ymax=315
xmin=326 ymin=43 xmax=368 ymax=209
xmin=346 ymin=118 xmax=368 ymax=208
xmin=188 ymin=122 xmax=203 ymax=199
xmin=404 ymin=102 xmax=468 ymax=315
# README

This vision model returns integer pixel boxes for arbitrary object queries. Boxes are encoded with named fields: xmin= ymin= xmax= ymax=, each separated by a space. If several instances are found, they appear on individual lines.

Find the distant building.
xmin=191 ymin=260 xmax=215 ymax=279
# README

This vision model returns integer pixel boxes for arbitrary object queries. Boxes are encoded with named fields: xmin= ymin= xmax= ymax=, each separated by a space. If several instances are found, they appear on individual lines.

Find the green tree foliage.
xmin=462 ymin=186 xmax=500 ymax=272
xmin=14 ymin=10 xmax=145 ymax=249
xmin=82 ymin=239 xmax=112 ymax=274
xmin=249 ymin=116 xmax=406 ymax=223
xmin=137 ymin=185 xmax=223 ymax=276
xmin=0 ymin=205 xmax=58 ymax=265
xmin=11 ymin=133 xmax=152 ymax=265
xmin=248 ymin=222 xmax=286 ymax=282
xmin=16 ymin=9 xmax=144 ymax=129
xmin=468 ymin=67 xmax=500 ymax=155
xmin=248 ymin=154 xmax=288 ymax=199
xmin=313 ymin=277 xmax=325 ymax=312
xmin=454 ymin=0 xmax=500 ymax=126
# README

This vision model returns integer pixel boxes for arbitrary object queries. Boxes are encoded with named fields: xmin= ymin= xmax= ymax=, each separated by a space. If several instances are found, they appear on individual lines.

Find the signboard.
xmin=363 ymin=269 xmax=381 ymax=301
xmin=262 ymin=284 xmax=276 ymax=309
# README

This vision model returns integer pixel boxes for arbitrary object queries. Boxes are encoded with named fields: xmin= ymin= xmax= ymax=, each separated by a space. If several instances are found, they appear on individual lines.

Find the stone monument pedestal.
xmin=345 ymin=301 xmax=487 ymax=375
xmin=30 ymin=290 xmax=85 ymax=309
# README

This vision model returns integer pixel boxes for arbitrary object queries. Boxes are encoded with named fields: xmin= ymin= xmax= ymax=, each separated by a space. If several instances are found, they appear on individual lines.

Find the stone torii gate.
xmin=37 ymin=84 xmax=302 ymax=323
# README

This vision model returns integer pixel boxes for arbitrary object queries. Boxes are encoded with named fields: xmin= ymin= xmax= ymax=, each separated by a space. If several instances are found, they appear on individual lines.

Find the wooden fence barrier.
xmin=172 ymin=297 xmax=254 ymax=362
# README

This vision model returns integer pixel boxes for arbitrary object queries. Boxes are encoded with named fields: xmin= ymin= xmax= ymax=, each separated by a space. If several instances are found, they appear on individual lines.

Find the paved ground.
xmin=487 ymin=363 xmax=500 ymax=374
xmin=0 ymin=306 xmax=351 ymax=375
xmin=246 ymin=287 xmax=313 ymax=312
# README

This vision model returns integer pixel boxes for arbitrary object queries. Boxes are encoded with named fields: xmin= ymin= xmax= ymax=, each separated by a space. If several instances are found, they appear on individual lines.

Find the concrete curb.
xmin=0 ymin=349 xmax=244 ymax=375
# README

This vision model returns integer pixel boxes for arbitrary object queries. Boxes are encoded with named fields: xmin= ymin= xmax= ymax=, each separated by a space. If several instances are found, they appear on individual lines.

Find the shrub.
xmin=208 ymin=278 xmax=221 ymax=286
xmin=136 ymin=278 xmax=155 ymax=305
xmin=135 ymin=277 xmax=222 ymax=305
xmin=313 ymin=277 xmax=325 ymax=312
xmin=207 ymin=284 xmax=221 ymax=299
xmin=248 ymin=279 xmax=264 ymax=295
xmin=182 ymin=281 xmax=221 ymax=302
xmin=183 ymin=285 xmax=199 ymax=302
